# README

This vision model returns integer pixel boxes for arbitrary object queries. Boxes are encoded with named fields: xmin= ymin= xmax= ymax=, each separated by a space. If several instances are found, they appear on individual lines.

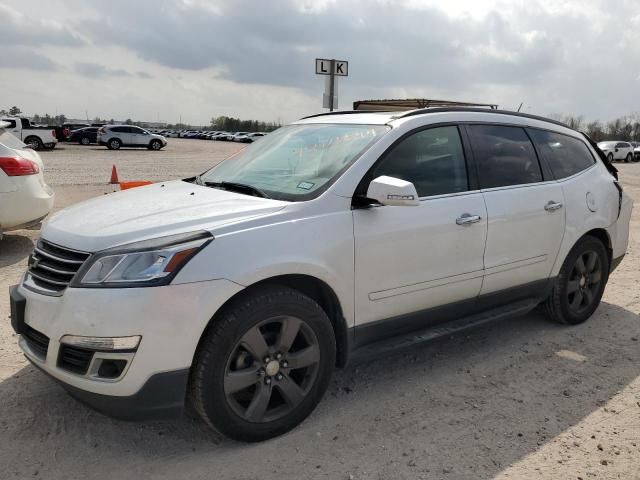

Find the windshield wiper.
xmin=203 ymin=181 xmax=270 ymax=199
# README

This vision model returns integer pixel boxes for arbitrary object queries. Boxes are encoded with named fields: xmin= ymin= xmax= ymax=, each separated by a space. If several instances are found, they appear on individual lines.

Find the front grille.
xmin=58 ymin=345 xmax=94 ymax=375
xmin=27 ymin=239 xmax=90 ymax=294
xmin=23 ymin=326 xmax=50 ymax=359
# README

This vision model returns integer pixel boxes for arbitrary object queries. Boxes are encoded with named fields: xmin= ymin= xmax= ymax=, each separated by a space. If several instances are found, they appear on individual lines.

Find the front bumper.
xmin=11 ymin=278 xmax=243 ymax=416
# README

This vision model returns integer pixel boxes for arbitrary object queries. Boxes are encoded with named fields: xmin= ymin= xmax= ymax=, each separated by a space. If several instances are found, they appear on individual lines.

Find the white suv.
xmin=97 ymin=125 xmax=167 ymax=150
xmin=597 ymin=141 xmax=634 ymax=162
xmin=10 ymin=108 xmax=633 ymax=442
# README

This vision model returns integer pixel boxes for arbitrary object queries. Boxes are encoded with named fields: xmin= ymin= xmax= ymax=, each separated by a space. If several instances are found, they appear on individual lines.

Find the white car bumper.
xmin=12 ymin=278 xmax=243 ymax=418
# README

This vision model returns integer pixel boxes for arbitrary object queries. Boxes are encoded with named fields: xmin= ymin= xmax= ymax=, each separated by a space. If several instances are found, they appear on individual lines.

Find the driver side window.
xmin=371 ymin=126 xmax=469 ymax=197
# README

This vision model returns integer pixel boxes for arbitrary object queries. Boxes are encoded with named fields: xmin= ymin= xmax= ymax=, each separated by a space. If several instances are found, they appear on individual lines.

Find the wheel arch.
xmin=195 ymin=274 xmax=351 ymax=369
xmin=584 ymin=228 xmax=612 ymax=266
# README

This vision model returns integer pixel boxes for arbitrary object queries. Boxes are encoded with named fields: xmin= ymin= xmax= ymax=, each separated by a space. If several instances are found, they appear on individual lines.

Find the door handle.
xmin=456 ymin=213 xmax=482 ymax=225
xmin=544 ymin=201 xmax=563 ymax=212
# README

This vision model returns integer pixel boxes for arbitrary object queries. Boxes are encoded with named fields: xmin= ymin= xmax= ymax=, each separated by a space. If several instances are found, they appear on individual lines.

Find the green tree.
xmin=8 ymin=106 xmax=22 ymax=116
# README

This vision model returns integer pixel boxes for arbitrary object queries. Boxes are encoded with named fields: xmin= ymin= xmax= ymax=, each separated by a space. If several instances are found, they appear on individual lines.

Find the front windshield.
xmin=200 ymin=123 xmax=389 ymax=201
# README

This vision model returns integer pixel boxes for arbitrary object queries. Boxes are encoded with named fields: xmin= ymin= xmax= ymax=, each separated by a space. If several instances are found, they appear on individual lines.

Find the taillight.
xmin=51 ymin=129 xmax=57 ymax=138
xmin=0 ymin=157 xmax=40 ymax=176
xmin=98 ymin=127 xmax=106 ymax=134
xmin=614 ymin=180 xmax=623 ymax=219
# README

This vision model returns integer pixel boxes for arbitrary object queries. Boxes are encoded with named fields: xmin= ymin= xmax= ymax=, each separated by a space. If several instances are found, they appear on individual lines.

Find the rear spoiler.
xmin=582 ymin=132 xmax=618 ymax=180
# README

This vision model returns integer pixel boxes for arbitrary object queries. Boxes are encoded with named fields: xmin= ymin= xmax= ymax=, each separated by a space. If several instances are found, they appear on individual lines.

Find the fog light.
xmin=60 ymin=335 xmax=140 ymax=352
xmin=97 ymin=359 xmax=128 ymax=379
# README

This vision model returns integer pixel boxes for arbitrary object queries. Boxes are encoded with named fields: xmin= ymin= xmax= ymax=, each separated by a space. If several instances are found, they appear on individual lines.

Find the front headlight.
xmin=72 ymin=231 xmax=213 ymax=288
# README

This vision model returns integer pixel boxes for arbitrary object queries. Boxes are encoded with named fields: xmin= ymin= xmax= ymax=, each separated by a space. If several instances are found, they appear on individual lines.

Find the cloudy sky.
xmin=1 ymin=0 xmax=639 ymax=125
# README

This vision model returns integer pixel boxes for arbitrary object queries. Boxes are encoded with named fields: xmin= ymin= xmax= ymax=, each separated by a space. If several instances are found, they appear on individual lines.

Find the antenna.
xmin=517 ymin=102 xmax=523 ymax=112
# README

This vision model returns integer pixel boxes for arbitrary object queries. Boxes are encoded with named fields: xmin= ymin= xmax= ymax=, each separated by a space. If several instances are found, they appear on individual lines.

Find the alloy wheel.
xmin=224 ymin=316 xmax=320 ymax=423
xmin=566 ymin=250 xmax=602 ymax=314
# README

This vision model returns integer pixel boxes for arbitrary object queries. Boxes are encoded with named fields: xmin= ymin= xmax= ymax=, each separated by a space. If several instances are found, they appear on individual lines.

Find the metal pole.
xmin=329 ymin=59 xmax=335 ymax=112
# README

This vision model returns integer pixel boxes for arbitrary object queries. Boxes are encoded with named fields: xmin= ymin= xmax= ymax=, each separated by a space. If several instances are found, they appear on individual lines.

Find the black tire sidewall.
xmin=555 ymin=236 xmax=609 ymax=325
xmin=150 ymin=140 xmax=161 ymax=150
xmin=25 ymin=136 xmax=42 ymax=150
xmin=109 ymin=139 xmax=121 ymax=150
xmin=192 ymin=287 xmax=336 ymax=442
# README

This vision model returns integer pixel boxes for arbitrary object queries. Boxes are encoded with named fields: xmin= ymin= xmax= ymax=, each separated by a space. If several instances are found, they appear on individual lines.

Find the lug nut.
xmin=276 ymin=353 xmax=282 ymax=360
xmin=282 ymin=361 xmax=288 ymax=367
xmin=265 ymin=378 xmax=272 ymax=385
xmin=264 ymin=357 xmax=270 ymax=363
xmin=276 ymin=374 xmax=283 ymax=380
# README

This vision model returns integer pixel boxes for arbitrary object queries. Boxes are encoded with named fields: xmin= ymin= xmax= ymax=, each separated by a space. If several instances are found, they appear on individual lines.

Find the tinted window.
xmin=1 ymin=119 xmax=17 ymax=129
xmin=528 ymin=129 xmax=595 ymax=179
xmin=469 ymin=125 xmax=542 ymax=188
xmin=371 ymin=126 xmax=468 ymax=197
xmin=111 ymin=126 xmax=128 ymax=133
xmin=615 ymin=142 xmax=629 ymax=148
xmin=131 ymin=127 xmax=146 ymax=134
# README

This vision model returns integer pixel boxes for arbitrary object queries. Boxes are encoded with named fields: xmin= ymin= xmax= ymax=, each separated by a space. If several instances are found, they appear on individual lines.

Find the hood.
xmin=42 ymin=180 xmax=288 ymax=252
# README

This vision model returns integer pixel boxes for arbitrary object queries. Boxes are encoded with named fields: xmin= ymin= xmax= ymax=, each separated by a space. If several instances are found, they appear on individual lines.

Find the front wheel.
xmin=149 ymin=139 xmax=162 ymax=150
xmin=625 ymin=153 xmax=632 ymax=163
xmin=607 ymin=153 xmax=614 ymax=163
xmin=542 ymin=236 xmax=609 ymax=325
xmin=189 ymin=286 xmax=336 ymax=442
xmin=80 ymin=137 xmax=90 ymax=145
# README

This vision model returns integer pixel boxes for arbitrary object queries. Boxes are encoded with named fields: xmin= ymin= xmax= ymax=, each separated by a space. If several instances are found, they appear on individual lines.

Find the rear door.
xmin=466 ymin=124 xmax=566 ymax=299
xmin=110 ymin=126 xmax=131 ymax=145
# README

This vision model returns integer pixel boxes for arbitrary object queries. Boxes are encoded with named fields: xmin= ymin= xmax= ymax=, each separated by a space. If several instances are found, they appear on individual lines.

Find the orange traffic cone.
xmin=110 ymin=165 xmax=119 ymax=184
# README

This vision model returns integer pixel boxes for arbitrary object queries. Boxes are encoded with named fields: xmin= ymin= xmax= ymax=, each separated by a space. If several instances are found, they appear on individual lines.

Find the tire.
xmin=625 ymin=153 xmax=632 ymax=163
xmin=24 ymin=136 xmax=43 ymax=151
xmin=607 ymin=153 xmax=614 ymax=163
xmin=80 ymin=136 xmax=90 ymax=145
xmin=149 ymin=139 xmax=162 ymax=150
xmin=542 ymin=235 xmax=609 ymax=325
xmin=107 ymin=138 xmax=121 ymax=150
xmin=189 ymin=285 xmax=336 ymax=442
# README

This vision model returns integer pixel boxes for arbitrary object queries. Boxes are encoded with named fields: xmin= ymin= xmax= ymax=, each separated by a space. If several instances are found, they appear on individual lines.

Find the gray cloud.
xmin=78 ymin=0 xmax=564 ymax=92
xmin=0 ymin=47 xmax=61 ymax=71
xmin=0 ymin=3 xmax=85 ymax=47
xmin=74 ymin=62 xmax=133 ymax=78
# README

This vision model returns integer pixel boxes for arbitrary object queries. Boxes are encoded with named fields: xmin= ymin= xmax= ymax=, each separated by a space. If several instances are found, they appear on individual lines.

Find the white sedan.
xmin=0 ymin=122 xmax=54 ymax=238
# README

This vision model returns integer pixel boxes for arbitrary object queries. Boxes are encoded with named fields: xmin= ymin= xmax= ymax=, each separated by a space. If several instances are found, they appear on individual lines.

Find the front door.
xmin=353 ymin=125 xmax=487 ymax=337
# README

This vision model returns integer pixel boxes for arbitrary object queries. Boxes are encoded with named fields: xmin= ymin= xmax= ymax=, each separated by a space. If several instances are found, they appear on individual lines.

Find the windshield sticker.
xmin=297 ymin=181 xmax=315 ymax=190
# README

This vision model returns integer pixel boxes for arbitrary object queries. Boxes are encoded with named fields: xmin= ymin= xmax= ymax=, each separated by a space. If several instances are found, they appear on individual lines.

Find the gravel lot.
xmin=0 ymin=141 xmax=639 ymax=480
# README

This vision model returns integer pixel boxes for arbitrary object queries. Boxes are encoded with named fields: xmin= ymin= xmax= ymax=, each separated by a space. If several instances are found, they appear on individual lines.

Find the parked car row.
xmin=597 ymin=141 xmax=640 ymax=162
xmin=149 ymin=129 xmax=267 ymax=143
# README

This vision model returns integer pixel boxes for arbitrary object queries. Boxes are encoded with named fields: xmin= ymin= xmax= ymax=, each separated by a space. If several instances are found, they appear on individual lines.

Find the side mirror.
xmin=615 ymin=148 xmax=619 ymax=152
xmin=366 ymin=176 xmax=419 ymax=207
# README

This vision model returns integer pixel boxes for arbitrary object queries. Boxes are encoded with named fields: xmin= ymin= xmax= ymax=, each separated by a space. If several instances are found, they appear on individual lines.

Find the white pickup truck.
xmin=0 ymin=117 xmax=57 ymax=151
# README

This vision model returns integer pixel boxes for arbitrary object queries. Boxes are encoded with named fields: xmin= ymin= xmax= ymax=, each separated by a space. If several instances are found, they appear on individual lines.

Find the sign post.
xmin=315 ymin=58 xmax=348 ymax=112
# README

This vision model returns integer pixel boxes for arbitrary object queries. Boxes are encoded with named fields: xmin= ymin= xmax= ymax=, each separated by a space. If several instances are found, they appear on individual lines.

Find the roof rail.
xmin=393 ymin=107 xmax=572 ymax=130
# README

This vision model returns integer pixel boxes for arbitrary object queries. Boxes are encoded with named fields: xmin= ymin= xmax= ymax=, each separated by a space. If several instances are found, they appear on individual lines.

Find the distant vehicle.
xmin=234 ymin=132 xmax=267 ymax=143
xmin=597 ymin=141 xmax=634 ymax=162
xmin=97 ymin=125 xmax=167 ymax=150
xmin=0 ymin=117 xmax=57 ymax=151
xmin=0 ymin=121 xmax=54 ymax=237
xmin=630 ymin=141 xmax=640 ymax=161
xmin=69 ymin=127 xmax=99 ymax=145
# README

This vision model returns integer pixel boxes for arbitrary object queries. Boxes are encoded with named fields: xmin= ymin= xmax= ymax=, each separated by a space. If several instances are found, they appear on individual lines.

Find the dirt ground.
xmin=0 ymin=141 xmax=639 ymax=480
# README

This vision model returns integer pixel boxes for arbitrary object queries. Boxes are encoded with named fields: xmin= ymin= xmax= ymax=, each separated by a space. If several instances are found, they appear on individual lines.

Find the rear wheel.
xmin=24 ymin=136 xmax=43 ymax=151
xmin=107 ymin=138 xmax=121 ymax=150
xmin=189 ymin=286 xmax=335 ymax=442
xmin=542 ymin=236 xmax=609 ymax=325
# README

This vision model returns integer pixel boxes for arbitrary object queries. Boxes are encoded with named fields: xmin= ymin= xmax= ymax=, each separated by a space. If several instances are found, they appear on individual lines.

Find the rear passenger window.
xmin=372 ymin=126 xmax=468 ymax=197
xmin=528 ymin=129 xmax=596 ymax=179
xmin=111 ymin=127 xmax=127 ymax=133
xmin=468 ymin=125 xmax=542 ymax=188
